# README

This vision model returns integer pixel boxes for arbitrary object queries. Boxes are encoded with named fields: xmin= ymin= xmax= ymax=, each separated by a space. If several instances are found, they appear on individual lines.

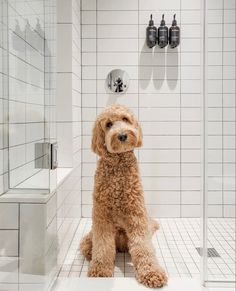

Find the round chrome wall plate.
xmin=106 ymin=69 xmax=130 ymax=94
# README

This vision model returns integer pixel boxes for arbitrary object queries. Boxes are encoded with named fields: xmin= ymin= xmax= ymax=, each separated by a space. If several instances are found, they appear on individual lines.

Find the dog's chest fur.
xmin=93 ymin=151 xmax=145 ymax=217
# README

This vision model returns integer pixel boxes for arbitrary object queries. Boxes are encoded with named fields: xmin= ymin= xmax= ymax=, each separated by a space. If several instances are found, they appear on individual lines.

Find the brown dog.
xmin=80 ymin=104 xmax=167 ymax=288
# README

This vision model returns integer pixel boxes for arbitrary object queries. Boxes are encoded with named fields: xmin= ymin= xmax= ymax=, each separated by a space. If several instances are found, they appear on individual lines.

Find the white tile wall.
xmin=81 ymin=0 xmax=235 ymax=218
xmin=81 ymin=0 xmax=202 ymax=218
xmin=56 ymin=0 xmax=82 ymax=169
xmin=207 ymin=0 xmax=236 ymax=218
xmin=55 ymin=0 xmax=82 ymax=272
xmin=0 ymin=204 xmax=18 ymax=229
xmin=0 ymin=230 xmax=18 ymax=256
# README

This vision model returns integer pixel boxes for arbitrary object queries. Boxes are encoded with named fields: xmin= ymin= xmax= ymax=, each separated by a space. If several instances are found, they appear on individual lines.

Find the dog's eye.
xmin=106 ymin=121 xmax=113 ymax=128
xmin=123 ymin=117 xmax=129 ymax=122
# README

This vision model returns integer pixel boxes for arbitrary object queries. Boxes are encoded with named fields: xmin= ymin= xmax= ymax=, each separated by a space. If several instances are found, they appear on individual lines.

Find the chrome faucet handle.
xmin=114 ymin=77 xmax=125 ymax=93
xmin=106 ymin=69 xmax=129 ymax=94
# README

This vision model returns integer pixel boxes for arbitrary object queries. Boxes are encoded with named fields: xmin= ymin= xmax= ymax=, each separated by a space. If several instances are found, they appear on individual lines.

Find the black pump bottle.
xmin=146 ymin=14 xmax=157 ymax=48
xmin=169 ymin=14 xmax=180 ymax=48
xmin=157 ymin=14 xmax=168 ymax=48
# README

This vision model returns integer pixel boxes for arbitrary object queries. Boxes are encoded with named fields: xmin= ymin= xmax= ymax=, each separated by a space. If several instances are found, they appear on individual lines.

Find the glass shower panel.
xmin=6 ymin=0 xmax=56 ymax=192
xmin=203 ymin=0 xmax=236 ymax=285
xmin=0 ymin=0 xmax=8 ymax=195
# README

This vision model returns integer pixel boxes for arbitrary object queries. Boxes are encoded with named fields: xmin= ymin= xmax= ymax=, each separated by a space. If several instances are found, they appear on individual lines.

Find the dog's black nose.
xmin=118 ymin=133 xmax=127 ymax=142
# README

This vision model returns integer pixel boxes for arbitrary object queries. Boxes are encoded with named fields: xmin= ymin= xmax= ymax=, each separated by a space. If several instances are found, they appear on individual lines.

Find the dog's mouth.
xmin=106 ymin=130 xmax=138 ymax=153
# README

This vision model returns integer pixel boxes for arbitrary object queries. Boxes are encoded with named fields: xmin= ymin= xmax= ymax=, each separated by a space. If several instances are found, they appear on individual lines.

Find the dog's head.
xmin=91 ymin=104 xmax=143 ymax=156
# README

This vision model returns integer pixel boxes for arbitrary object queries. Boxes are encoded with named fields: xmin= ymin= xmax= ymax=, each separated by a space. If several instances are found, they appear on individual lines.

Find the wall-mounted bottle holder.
xmin=146 ymin=14 xmax=180 ymax=49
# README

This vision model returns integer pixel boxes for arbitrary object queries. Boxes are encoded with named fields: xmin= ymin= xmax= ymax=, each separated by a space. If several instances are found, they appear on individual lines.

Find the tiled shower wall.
xmin=56 ymin=0 xmax=82 ymax=261
xmin=81 ymin=0 xmax=235 ymax=218
xmin=207 ymin=0 xmax=235 ymax=217
xmin=81 ymin=0 xmax=202 ymax=218
xmin=56 ymin=0 xmax=83 ymax=268
xmin=57 ymin=0 xmax=82 ymax=168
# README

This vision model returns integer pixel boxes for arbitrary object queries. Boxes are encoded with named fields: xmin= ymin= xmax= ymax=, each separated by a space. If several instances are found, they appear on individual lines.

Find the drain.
xmin=196 ymin=247 xmax=220 ymax=257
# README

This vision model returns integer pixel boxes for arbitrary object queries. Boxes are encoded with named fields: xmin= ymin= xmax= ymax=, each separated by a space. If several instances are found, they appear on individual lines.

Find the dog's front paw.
xmin=137 ymin=267 xmax=168 ymax=288
xmin=88 ymin=262 xmax=113 ymax=277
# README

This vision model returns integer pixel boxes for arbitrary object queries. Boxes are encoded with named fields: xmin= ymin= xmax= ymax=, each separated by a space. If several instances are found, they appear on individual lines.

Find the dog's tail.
xmin=80 ymin=231 xmax=92 ymax=261
xmin=150 ymin=218 xmax=159 ymax=234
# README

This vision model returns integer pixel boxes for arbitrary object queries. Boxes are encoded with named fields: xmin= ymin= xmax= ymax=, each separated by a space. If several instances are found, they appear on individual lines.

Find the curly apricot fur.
xmin=80 ymin=105 xmax=167 ymax=288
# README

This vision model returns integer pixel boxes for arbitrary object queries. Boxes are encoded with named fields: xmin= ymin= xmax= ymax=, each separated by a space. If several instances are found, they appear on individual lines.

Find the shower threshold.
xmin=54 ymin=277 xmax=202 ymax=291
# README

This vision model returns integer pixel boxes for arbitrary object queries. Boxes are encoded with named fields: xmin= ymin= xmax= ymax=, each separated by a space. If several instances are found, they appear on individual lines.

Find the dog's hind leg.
xmin=88 ymin=219 xmax=116 ymax=277
xmin=80 ymin=231 xmax=92 ymax=261
xmin=115 ymin=222 xmax=158 ymax=253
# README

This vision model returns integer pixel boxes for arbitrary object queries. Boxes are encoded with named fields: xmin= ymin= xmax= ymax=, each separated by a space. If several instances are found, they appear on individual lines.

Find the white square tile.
xmin=97 ymin=25 xmax=138 ymax=39
xmin=82 ymin=52 xmax=96 ymax=65
xmin=82 ymin=0 xmax=96 ymax=10
xmin=147 ymin=205 xmax=181 ymax=217
xmin=97 ymin=39 xmax=138 ymax=52
xmin=97 ymin=0 xmax=138 ymax=10
xmin=182 ymin=191 xmax=200 ymax=204
xmin=57 ymin=24 xmax=72 ymax=72
xmin=181 ymin=0 xmax=200 ymax=9
xmin=82 ymin=25 xmax=96 ymax=38
xmin=0 ymin=204 xmax=18 ymax=229
xmin=57 ymin=0 xmax=72 ymax=23
xmin=97 ymin=52 xmax=138 ymax=66
xmin=82 ymin=11 xmax=96 ymax=24
xmin=0 ymin=230 xmax=18 ymax=256
xmin=97 ymin=11 xmax=138 ymax=25
xmin=57 ymin=123 xmax=73 ymax=167
xmin=181 ymin=205 xmax=200 ymax=217
xmin=9 ymin=124 xmax=26 ymax=147
xmin=139 ymin=0 xmax=180 ymax=10
xmin=9 ymin=101 xmax=25 ymax=123
xmin=56 ymin=73 xmax=72 ymax=122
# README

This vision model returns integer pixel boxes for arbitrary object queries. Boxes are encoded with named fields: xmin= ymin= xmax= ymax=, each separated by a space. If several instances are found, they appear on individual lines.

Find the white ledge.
xmin=0 ymin=167 xmax=73 ymax=204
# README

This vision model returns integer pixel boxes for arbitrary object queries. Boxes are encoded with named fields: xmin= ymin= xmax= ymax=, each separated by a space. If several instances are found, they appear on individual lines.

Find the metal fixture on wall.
xmin=106 ymin=69 xmax=130 ymax=94
xmin=35 ymin=142 xmax=58 ymax=169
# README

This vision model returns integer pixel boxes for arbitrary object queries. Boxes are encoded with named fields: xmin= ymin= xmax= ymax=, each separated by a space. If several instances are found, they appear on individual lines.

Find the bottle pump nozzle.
xmin=172 ymin=14 xmax=177 ymax=26
xmin=149 ymin=14 xmax=154 ymax=26
xmin=160 ymin=14 xmax=165 ymax=26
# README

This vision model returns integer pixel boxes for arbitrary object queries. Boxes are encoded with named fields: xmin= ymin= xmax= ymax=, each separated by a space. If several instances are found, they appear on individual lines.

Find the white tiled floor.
xmin=58 ymin=218 xmax=235 ymax=282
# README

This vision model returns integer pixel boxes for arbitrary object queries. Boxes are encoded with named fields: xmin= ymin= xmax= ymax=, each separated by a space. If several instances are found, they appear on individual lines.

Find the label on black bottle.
xmin=149 ymin=31 xmax=156 ymax=42
xmin=171 ymin=29 xmax=179 ymax=41
xmin=159 ymin=29 xmax=167 ymax=41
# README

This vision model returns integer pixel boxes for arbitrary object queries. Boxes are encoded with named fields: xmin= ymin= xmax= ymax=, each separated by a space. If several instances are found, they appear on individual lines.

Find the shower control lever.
xmin=106 ymin=69 xmax=129 ymax=94
xmin=113 ymin=77 xmax=126 ymax=93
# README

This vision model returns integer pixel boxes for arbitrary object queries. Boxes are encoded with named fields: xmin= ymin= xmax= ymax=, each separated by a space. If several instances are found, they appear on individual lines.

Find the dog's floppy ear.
xmin=91 ymin=118 xmax=106 ymax=156
xmin=136 ymin=121 xmax=143 ymax=148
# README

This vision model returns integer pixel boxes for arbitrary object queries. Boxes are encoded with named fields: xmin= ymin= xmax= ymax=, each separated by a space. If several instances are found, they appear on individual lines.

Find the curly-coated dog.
xmin=80 ymin=104 xmax=167 ymax=288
